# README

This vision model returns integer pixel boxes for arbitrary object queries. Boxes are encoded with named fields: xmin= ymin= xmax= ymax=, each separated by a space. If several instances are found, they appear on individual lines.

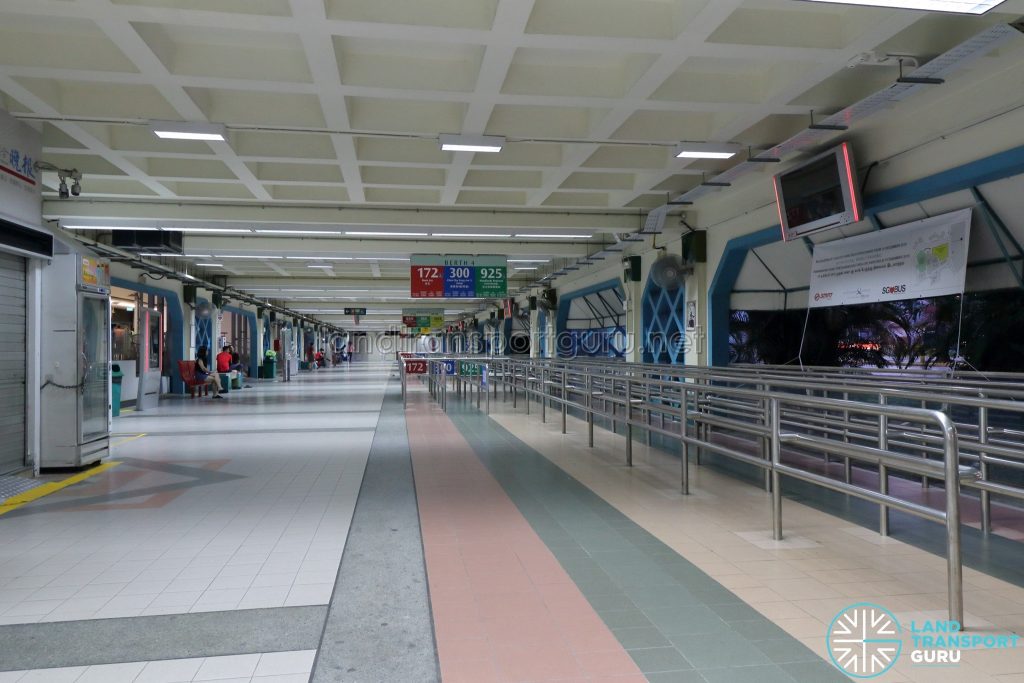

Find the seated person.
xmin=195 ymin=346 xmax=223 ymax=399
xmin=215 ymin=345 xmax=233 ymax=374
xmin=314 ymin=348 xmax=325 ymax=368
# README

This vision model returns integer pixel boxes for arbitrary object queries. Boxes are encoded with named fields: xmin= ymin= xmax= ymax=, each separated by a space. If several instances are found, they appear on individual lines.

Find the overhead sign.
xmin=343 ymin=308 xmax=366 ymax=316
xmin=808 ymin=208 xmax=972 ymax=309
xmin=411 ymin=254 xmax=507 ymax=298
xmin=0 ymin=107 xmax=43 ymax=230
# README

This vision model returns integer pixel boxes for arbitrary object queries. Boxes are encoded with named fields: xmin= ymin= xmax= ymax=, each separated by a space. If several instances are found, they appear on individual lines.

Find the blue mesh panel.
xmin=642 ymin=278 xmax=687 ymax=364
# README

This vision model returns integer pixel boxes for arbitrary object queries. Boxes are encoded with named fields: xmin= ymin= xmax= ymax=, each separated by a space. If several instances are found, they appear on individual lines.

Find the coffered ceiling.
xmin=2 ymin=0 xmax=1022 ymax=327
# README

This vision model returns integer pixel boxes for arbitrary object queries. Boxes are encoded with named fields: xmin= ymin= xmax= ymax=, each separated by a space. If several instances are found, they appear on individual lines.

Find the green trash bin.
xmin=111 ymin=363 xmax=124 ymax=417
xmin=263 ymin=360 xmax=277 ymax=379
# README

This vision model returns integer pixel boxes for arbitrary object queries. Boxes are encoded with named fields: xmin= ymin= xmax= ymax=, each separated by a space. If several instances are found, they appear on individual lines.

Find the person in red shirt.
xmin=215 ymin=345 xmax=233 ymax=373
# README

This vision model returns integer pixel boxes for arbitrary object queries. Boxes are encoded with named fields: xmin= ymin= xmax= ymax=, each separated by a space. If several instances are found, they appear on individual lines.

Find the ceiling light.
xmin=345 ymin=231 xmax=429 ymax=237
xmin=508 ymin=259 xmax=551 ymax=263
xmin=195 ymin=263 xmax=224 ymax=267
xmin=514 ymin=234 xmax=592 ymax=239
xmin=214 ymin=255 xmax=283 ymax=259
xmin=254 ymin=229 xmax=342 ymax=235
xmin=285 ymin=256 xmax=352 ymax=260
xmin=307 ymin=264 xmax=334 ymax=269
xmin=439 ymin=134 xmax=505 ymax=153
xmin=514 ymin=267 xmax=538 ymax=271
xmin=162 ymin=227 xmax=252 ymax=233
xmin=354 ymin=257 xmax=410 ymax=261
xmin=138 ymin=253 xmax=162 ymax=257
xmin=63 ymin=225 xmax=158 ymax=231
xmin=797 ymin=0 xmax=1006 ymax=14
xmin=674 ymin=142 xmax=741 ymax=160
xmin=151 ymin=120 xmax=227 ymax=141
xmin=431 ymin=233 xmax=511 ymax=238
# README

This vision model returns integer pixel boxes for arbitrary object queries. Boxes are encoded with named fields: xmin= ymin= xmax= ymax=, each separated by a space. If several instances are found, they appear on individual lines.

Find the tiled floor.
xmin=477 ymin=388 xmax=1024 ymax=682
xmin=0 ymin=649 xmax=316 ymax=682
xmin=0 ymin=375 xmax=381 ymax=625
xmin=406 ymin=391 xmax=645 ymax=682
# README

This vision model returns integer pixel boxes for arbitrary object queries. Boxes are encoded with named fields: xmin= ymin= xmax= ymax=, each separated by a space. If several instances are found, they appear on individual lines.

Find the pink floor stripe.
xmin=405 ymin=391 xmax=646 ymax=683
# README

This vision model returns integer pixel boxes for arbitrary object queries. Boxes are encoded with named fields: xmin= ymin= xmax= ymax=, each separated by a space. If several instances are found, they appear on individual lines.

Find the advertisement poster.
xmin=808 ymin=208 xmax=971 ymax=309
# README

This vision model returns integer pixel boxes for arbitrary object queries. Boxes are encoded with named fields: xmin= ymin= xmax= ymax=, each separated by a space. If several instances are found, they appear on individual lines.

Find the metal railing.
xmin=399 ymin=353 xmax=992 ymax=625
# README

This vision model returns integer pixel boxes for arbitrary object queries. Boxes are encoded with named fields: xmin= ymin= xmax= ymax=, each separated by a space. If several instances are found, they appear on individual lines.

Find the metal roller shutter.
xmin=0 ymin=251 xmax=26 ymax=474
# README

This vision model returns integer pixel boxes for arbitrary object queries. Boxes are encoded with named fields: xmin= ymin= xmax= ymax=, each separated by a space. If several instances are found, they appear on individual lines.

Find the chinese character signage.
xmin=410 ymin=255 xmax=507 ymax=298
xmin=0 ymin=107 xmax=43 ymax=229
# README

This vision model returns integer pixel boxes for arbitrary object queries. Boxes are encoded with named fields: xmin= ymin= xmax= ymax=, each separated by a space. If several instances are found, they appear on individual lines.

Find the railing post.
xmin=626 ymin=379 xmax=633 ymax=467
xmin=770 ymin=397 xmax=782 ymax=541
xmin=843 ymin=391 xmax=852 ymax=483
xmin=979 ymin=403 xmax=990 ymax=534
xmin=879 ymin=395 xmax=889 ymax=537
xmin=681 ymin=386 xmax=689 ymax=495
xmin=761 ymin=386 xmax=770 ymax=492
xmin=561 ymin=369 xmax=567 ymax=435
xmin=587 ymin=372 xmax=594 ymax=448
xmin=939 ymin=413 xmax=964 ymax=627
xmin=541 ymin=367 xmax=547 ymax=423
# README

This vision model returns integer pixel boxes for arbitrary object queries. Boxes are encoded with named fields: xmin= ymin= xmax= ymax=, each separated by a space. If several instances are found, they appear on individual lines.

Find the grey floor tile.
xmin=675 ymin=634 xmax=773 ymax=670
xmin=728 ymin=619 xmax=794 ymax=642
xmin=780 ymin=660 xmax=849 ymax=682
xmin=599 ymin=609 xmax=655 ymax=629
xmin=646 ymin=671 xmax=709 ymax=683
xmin=646 ymin=606 xmax=732 ymax=636
xmin=627 ymin=646 xmax=694 ymax=673
xmin=753 ymin=638 xmax=825 ymax=665
xmin=699 ymin=664 xmax=798 ymax=683
xmin=708 ymin=602 xmax=762 ymax=623
xmin=587 ymin=594 xmax=637 ymax=612
xmin=612 ymin=626 xmax=672 ymax=649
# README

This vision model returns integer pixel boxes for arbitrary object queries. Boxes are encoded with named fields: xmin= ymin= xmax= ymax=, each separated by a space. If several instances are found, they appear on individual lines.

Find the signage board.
xmin=808 ymin=208 xmax=972 ymax=309
xmin=404 ymin=359 xmax=428 ymax=374
xmin=411 ymin=254 xmax=507 ymax=298
xmin=0 ymin=107 xmax=43 ymax=230
xmin=343 ymin=308 xmax=366 ymax=316
xmin=458 ymin=361 xmax=484 ymax=376
xmin=402 ymin=315 xmax=417 ymax=327
xmin=429 ymin=314 xmax=444 ymax=329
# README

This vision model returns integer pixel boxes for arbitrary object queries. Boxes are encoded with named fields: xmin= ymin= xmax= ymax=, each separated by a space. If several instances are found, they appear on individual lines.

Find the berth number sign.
xmin=411 ymin=255 xmax=507 ymax=298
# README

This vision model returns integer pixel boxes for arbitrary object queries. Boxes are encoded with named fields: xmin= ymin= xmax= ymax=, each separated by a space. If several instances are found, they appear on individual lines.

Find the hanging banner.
xmin=808 ymin=208 xmax=971 ymax=309
xmin=411 ymin=254 xmax=507 ymax=298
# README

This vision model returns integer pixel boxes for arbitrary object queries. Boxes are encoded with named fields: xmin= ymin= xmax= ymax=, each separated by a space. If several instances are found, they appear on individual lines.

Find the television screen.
xmin=774 ymin=142 xmax=861 ymax=241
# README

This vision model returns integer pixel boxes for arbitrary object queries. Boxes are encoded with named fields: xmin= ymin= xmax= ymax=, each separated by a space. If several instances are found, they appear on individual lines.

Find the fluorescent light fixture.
xmin=514 ymin=234 xmax=592 ymax=239
xmin=675 ymin=142 xmax=740 ymax=160
xmin=508 ymin=259 xmax=551 ymax=263
xmin=431 ymin=233 xmax=511 ymax=238
xmin=354 ymin=257 xmax=410 ymax=261
xmin=138 ymin=253 xmax=162 ymax=257
xmin=162 ymin=227 xmax=253 ymax=233
xmin=345 ymin=231 xmax=428 ymax=237
xmin=213 ymin=255 xmax=283 ymax=259
xmin=514 ymin=267 xmax=538 ymax=271
xmin=439 ymin=133 xmax=505 ymax=153
xmin=254 ymin=229 xmax=342 ymax=235
xmin=307 ymin=264 xmax=334 ymax=269
xmin=285 ymin=256 xmax=352 ymax=260
xmin=195 ymin=263 xmax=224 ymax=267
xmin=63 ymin=225 xmax=158 ymax=231
xmin=151 ymin=120 xmax=227 ymax=141
xmin=797 ymin=0 xmax=1005 ymax=13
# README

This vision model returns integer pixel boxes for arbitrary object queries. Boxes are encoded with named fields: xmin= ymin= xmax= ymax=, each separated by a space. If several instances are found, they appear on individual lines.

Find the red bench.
xmin=177 ymin=360 xmax=209 ymax=398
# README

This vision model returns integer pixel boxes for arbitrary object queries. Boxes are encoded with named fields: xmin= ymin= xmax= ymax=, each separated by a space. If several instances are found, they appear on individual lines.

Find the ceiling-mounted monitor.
xmin=773 ymin=142 xmax=862 ymax=241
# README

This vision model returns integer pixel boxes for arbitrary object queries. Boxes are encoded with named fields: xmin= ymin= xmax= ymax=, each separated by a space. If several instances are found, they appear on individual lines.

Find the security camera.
xmin=70 ymin=180 xmax=81 ymax=197
xmin=57 ymin=174 xmax=70 ymax=199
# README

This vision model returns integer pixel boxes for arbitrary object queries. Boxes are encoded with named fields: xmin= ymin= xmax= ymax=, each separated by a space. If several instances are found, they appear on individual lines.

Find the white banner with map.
xmin=808 ymin=208 xmax=971 ymax=309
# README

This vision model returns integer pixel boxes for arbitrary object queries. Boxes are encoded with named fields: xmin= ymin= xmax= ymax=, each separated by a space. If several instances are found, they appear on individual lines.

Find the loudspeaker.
xmin=625 ymin=255 xmax=642 ymax=282
xmin=682 ymin=231 xmax=706 ymax=264
xmin=529 ymin=296 xmax=537 ymax=311
xmin=490 ymin=311 xmax=495 ymax=320
xmin=183 ymin=284 xmax=197 ymax=305
xmin=212 ymin=291 xmax=224 ymax=309
xmin=257 ymin=307 xmax=264 ymax=319
xmin=542 ymin=288 xmax=557 ymax=308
